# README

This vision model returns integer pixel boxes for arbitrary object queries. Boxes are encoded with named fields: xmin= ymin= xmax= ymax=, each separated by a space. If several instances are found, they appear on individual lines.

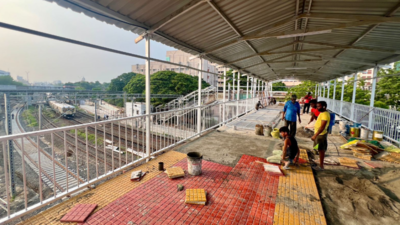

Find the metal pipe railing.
xmin=320 ymin=97 xmax=400 ymax=145
xmin=0 ymin=97 xmax=257 ymax=223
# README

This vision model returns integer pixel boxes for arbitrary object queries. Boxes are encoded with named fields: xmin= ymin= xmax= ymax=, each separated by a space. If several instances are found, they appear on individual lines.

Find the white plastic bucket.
xmin=360 ymin=128 xmax=370 ymax=140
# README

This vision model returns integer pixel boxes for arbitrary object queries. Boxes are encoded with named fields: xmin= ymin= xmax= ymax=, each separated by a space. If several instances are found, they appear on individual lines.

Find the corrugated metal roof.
xmin=45 ymin=0 xmax=400 ymax=82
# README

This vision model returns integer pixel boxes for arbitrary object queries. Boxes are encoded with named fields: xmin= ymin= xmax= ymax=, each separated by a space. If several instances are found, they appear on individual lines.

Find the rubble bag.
xmin=267 ymin=155 xmax=281 ymax=164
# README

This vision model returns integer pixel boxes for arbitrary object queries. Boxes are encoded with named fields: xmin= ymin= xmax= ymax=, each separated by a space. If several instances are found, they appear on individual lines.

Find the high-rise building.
xmin=0 ymin=70 xmax=10 ymax=76
xmin=132 ymin=50 xmax=218 ymax=87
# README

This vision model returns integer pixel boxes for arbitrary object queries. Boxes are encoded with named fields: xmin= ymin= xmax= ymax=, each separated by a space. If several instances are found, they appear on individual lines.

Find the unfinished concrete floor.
xmin=176 ymin=127 xmax=279 ymax=167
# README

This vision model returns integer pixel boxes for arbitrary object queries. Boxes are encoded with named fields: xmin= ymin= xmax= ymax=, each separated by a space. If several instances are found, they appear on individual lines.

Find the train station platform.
xmin=20 ymin=127 xmax=327 ymax=225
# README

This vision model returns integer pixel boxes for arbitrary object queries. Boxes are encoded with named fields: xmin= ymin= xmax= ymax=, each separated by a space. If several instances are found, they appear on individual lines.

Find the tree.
xmin=286 ymin=80 xmax=316 ymax=99
xmin=0 ymin=75 xmax=24 ymax=86
xmin=123 ymin=71 xmax=210 ymax=106
xmin=108 ymin=72 xmax=137 ymax=92
xmin=272 ymin=81 xmax=287 ymax=91
xmin=375 ymin=62 xmax=400 ymax=109
xmin=224 ymin=70 xmax=248 ymax=88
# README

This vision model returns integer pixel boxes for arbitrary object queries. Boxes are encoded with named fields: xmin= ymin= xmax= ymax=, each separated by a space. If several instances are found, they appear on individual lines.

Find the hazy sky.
xmin=0 ymin=0 xmax=175 ymax=83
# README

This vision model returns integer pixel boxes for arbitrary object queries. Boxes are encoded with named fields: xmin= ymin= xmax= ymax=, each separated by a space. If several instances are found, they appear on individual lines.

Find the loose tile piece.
xmin=60 ymin=204 xmax=97 ymax=223
xmin=165 ymin=167 xmax=185 ymax=178
xmin=185 ymin=189 xmax=207 ymax=205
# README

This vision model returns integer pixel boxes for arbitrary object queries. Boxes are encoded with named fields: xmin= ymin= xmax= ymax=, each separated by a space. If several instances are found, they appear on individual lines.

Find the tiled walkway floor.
xmin=20 ymin=150 xmax=326 ymax=225
xmin=273 ymin=150 xmax=327 ymax=225
xmin=83 ymin=155 xmax=278 ymax=225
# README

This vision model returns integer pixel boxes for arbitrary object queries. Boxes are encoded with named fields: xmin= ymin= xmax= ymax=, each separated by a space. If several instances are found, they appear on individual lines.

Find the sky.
xmin=0 ymin=0 xmax=175 ymax=83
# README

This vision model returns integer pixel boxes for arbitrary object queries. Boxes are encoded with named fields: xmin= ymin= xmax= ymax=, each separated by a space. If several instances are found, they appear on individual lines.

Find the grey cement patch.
xmin=175 ymin=128 xmax=279 ymax=167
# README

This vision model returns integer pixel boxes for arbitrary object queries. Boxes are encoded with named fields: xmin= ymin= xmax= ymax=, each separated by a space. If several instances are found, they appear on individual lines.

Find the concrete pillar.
xmin=145 ymin=35 xmax=151 ymax=158
xmin=369 ymin=65 xmax=379 ymax=129
xmin=197 ymin=58 xmax=203 ymax=134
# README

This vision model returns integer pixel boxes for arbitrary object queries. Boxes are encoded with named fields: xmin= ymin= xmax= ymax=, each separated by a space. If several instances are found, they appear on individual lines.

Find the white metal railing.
xmin=320 ymin=97 xmax=400 ymax=144
xmin=0 ymin=97 xmax=257 ymax=223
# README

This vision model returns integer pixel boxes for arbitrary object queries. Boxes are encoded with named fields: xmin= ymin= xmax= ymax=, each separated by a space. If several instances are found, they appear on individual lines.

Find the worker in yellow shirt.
xmin=311 ymin=101 xmax=330 ymax=170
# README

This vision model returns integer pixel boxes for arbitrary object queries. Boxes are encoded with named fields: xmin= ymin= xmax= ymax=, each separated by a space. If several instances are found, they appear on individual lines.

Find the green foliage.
xmin=272 ymin=81 xmax=288 ymax=91
xmin=0 ymin=75 xmax=24 ymax=86
xmin=108 ymin=72 xmax=137 ymax=92
xmin=64 ymin=80 xmax=106 ymax=91
xmin=70 ymin=129 xmax=103 ymax=145
xmin=376 ymin=63 xmax=400 ymax=109
xmin=326 ymin=77 xmax=371 ymax=105
xmin=123 ymin=71 xmax=210 ymax=106
xmin=75 ymin=86 xmax=86 ymax=91
xmin=22 ymin=106 xmax=38 ymax=127
xmin=224 ymin=70 xmax=248 ymax=88
xmin=286 ymin=81 xmax=315 ymax=99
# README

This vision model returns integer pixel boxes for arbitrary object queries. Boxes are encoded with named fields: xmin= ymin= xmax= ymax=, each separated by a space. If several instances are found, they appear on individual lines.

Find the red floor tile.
xmin=60 ymin=204 xmax=97 ymax=223
xmin=83 ymin=155 xmax=279 ymax=225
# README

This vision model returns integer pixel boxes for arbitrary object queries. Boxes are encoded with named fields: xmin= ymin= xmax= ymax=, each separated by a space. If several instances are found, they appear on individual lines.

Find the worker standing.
xmin=282 ymin=94 xmax=301 ymax=137
xmin=311 ymin=101 xmax=330 ymax=170
xmin=303 ymin=92 xmax=312 ymax=114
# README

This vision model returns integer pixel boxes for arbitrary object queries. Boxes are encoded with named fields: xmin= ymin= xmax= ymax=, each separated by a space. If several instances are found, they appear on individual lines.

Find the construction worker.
xmin=279 ymin=126 xmax=300 ymax=170
xmin=282 ymin=94 xmax=301 ymax=137
xmin=312 ymin=101 xmax=330 ymax=170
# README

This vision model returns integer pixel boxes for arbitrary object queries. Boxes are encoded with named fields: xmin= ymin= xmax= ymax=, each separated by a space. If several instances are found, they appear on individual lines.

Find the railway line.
xmin=73 ymin=111 xmax=169 ymax=152
xmin=39 ymin=112 xmax=123 ymax=171
xmin=13 ymin=106 xmax=83 ymax=194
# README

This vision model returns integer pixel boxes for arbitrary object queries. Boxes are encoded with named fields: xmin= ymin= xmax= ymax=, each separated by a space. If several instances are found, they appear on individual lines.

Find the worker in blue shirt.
xmin=282 ymin=94 xmax=301 ymax=137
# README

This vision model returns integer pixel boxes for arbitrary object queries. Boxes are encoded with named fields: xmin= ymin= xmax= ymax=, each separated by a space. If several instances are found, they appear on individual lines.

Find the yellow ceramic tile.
xmin=274 ymin=149 xmax=327 ymax=225
xmin=166 ymin=167 xmax=185 ymax=178
xmin=185 ymin=189 xmax=206 ymax=205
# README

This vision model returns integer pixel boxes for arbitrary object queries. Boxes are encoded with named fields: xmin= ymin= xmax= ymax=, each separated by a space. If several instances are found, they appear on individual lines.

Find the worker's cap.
xmin=291 ymin=94 xmax=297 ymax=100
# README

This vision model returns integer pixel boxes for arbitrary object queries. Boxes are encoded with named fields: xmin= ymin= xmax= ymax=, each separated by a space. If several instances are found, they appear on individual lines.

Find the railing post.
xmin=197 ymin=58 xmax=203 ymax=135
xmin=145 ymin=35 xmax=151 ymax=159
xmin=369 ymin=65 xmax=379 ymax=129
xmin=351 ymin=73 xmax=358 ymax=121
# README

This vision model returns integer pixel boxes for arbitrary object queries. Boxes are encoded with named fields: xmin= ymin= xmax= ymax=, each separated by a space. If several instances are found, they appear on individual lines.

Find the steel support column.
xmin=322 ymin=83 xmax=325 ymax=98
xmin=94 ymin=100 xmax=97 ymax=122
xmin=4 ymin=93 xmax=15 ymax=197
xmin=351 ymin=73 xmax=358 ymax=121
xmin=223 ymin=67 xmax=227 ymax=124
xmin=327 ymin=81 xmax=330 ymax=99
xmin=232 ymin=71 xmax=235 ymax=101
xmin=237 ymin=72 xmax=240 ymax=118
xmin=246 ymin=75 xmax=249 ymax=112
xmin=333 ymin=79 xmax=337 ymax=100
xmin=197 ymin=58 xmax=203 ymax=135
xmin=340 ymin=77 xmax=345 ymax=115
xmin=369 ymin=65 xmax=379 ymax=129
xmin=145 ymin=36 xmax=151 ymax=159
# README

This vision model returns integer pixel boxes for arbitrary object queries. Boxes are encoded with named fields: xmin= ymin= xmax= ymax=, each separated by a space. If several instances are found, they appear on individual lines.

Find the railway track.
xmin=40 ymin=112 xmax=121 ymax=169
xmin=74 ymin=111 xmax=173 ymax=152
xmin=14 ymin=106 xmax=83 ymax=194
xmin=73 ymin=111 xmax=161 ymax=152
